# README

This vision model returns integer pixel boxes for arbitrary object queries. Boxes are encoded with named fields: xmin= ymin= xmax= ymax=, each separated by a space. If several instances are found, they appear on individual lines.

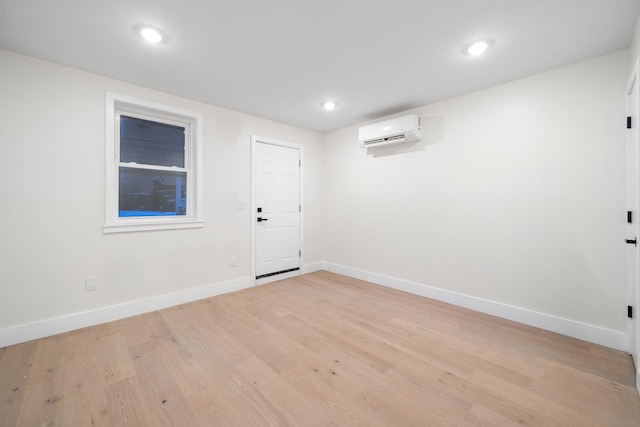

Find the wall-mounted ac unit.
xmin=359 ymin=114 xmax=422 ymax=148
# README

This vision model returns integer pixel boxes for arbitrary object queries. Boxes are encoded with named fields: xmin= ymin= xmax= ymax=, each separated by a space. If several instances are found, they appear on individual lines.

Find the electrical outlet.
xmin=236 ymin=199 xmax=246 ymax=210
xmin=85 ymin=276 xmax=98 ymax=292
xmin=229 ymin=256 xmax=237 ymax=268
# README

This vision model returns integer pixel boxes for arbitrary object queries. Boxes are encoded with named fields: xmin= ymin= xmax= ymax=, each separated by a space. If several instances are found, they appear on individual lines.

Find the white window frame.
xmin=104 ymin=92 xmax=204 ymax=233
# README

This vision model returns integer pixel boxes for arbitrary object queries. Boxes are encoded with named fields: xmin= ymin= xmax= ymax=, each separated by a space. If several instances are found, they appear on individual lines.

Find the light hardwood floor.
xmin=1 ymin=271 xmax=639 ymax=426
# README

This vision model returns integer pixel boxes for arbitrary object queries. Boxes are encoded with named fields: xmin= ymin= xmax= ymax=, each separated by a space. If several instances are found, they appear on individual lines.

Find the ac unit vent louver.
xmin=363 ymin=134 xmax=407 ymax=146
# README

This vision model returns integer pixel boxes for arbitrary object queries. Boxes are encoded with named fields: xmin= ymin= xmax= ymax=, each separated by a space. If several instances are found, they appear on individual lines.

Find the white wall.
xmin=0 ymin=46 xmax=632 ymax=348
xmin=631 ymin=15 xmax=640 ymax=69
xmin=0 ymin=49 xmax=323 ymax=342
xmin=323 ymin=51 xmax=629 ymax=336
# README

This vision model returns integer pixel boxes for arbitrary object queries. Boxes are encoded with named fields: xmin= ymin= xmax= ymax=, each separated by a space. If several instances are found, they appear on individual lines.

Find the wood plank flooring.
xmin=1 ymin=271 xmax=639 ymax=426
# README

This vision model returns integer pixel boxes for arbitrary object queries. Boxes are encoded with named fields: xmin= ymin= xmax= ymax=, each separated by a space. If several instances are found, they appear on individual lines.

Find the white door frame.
xmin=626 ymin=58 xmax=640 ymax=396
xmin=251 ymin=135 xmax=304 ymax=286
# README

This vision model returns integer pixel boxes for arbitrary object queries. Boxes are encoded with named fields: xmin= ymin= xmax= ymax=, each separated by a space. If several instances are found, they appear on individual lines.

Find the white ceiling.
xmin=1 ymin=0 xmax=639 ymax=133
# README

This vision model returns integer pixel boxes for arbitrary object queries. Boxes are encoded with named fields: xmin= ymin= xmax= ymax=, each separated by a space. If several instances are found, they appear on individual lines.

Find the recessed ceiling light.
xmin=135 ymin=24 xmax=168 ymax=44
xmin=463 ymin=39 xmax=494 ymax=56
xmin=322 ymin=101 xmax=337 ymax=111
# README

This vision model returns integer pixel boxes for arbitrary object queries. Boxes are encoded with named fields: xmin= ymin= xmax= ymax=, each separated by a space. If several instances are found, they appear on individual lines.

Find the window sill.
xmin=103 ymin=220 xmax=204 ymax=234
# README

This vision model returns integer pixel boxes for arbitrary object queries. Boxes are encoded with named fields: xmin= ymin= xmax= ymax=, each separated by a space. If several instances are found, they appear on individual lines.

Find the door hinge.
xmin=299 ymin=204 xmax=301 ymax=212
xmin=299 ymin=159 xmax=301 ymax=167
xmin=299 ymin=250 xmax=301 ymax=258
xmin=626 ymin=238 xmax=637 ymax=247
xmin=629 ymin=305 xmax=633 ymax=319
xmin=628 ymin=211 xmax=633 ymax=224
xmin=627 ymin=116 xmax=632 ymax=129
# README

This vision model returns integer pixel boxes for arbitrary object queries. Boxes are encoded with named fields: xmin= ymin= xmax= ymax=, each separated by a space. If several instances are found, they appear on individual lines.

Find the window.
xmin=105 ymin=93 xmax=203 ymax=233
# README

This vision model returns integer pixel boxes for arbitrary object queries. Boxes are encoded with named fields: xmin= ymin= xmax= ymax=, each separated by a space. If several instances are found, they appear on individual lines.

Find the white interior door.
xmin=626 ymin=59 xmax=640 ymax=395
xmin=253 ymin=138 xmax=301 ymax=281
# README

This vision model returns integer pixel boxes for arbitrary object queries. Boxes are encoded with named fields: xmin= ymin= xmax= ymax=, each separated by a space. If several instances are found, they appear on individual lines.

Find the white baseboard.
xmin=302 ymin=261 xmax=324 ymax=274
xmin=0 ymin=262 xmax=333 ymax=348
xmin=1 ymin=263 xmax=629 ymax=353
xmin=323 ymin=262 xmax=628 ymax=352
xmin=0 ymin=277 xmax=252 ymax=348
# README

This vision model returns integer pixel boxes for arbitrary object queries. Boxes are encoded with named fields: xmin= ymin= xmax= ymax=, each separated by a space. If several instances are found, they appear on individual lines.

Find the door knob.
xmin=257 ymin=217 xmax=268 ymax=222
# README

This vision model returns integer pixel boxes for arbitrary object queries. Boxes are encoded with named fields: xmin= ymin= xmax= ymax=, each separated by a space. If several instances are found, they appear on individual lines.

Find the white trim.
xmin=626 ymin=58 xmax=639 ymax=95
xmin=250 ymin=135 xmax=304 ymax=285
xmin=323 ymin=262 xmax=628 ymax=351
xmin=0 ymin=264 xmax=326 ymax=347
xmin=104 ymin=92 xmax=204 ymax=233
xmin=1 ymin=264 xmax=628 ymax=352
xmin=103 ymin=220 xmax=205 ymax=234
xmin=0 ymin=277 xmax=252 ymax=348
xmin=301 ymin=262 xmax=324 ymax=274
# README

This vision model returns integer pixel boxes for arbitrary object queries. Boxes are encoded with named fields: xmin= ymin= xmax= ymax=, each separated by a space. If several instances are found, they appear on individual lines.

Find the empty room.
xmin=2 ymin=0 xmax=640 ymax=425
